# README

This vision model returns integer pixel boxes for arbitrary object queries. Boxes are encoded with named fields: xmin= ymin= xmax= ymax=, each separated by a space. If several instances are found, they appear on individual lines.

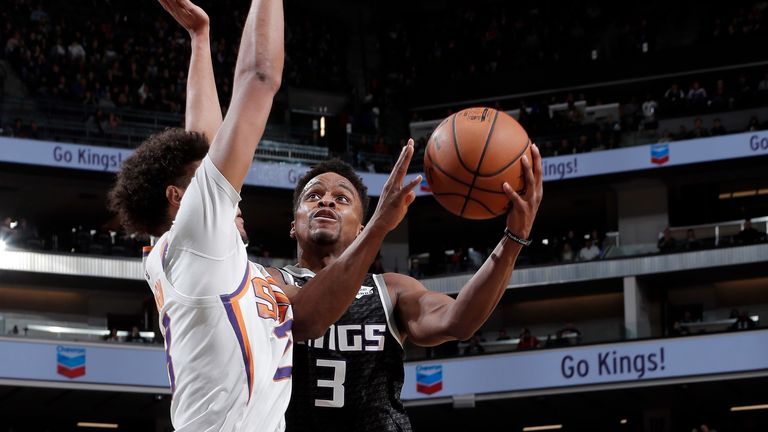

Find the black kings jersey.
xmin=280 ymin=265 xmax=411 ymax=432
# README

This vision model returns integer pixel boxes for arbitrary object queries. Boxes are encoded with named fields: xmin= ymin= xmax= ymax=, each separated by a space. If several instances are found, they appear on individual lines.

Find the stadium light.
xmin=620 ymin=419 xmax=628 ymax=424
xmin=731 ymin=404 xmax=768 ymax=412
xmin=523 ymin=425 xmax=562 ymax=432
xmin=76 ymin=422 xmax=118 ymax=429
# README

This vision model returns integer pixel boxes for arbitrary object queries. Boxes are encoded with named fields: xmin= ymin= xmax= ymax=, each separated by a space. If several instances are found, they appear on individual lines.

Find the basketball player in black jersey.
xmin=161 ymin=1 xmax=542 ymax=429
xmin=271 ymin=148 xmax=541 ymax=432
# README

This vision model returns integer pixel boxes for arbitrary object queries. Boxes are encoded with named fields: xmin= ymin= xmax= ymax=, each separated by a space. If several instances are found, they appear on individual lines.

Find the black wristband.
xmin=503 ymin=228 xmax=532 ymax=246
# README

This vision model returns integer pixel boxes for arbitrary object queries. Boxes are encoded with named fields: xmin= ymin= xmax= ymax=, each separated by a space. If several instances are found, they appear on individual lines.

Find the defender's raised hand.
xmin=158 ymin=0 xmax=210 ymax=36
xmin=502 ymin=143 xmax=543 ymax=241
xmin=369 ymin=139 xmax=422 ymax=233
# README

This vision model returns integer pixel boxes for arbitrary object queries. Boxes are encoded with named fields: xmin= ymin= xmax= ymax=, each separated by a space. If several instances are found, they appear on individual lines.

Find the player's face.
xmin=292 ymin=172 xmax=364 ymax=248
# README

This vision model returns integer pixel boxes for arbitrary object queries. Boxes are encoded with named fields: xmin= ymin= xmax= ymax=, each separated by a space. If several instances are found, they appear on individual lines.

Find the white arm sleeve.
xmin=164 ymin=155 xmax=247 ymax=297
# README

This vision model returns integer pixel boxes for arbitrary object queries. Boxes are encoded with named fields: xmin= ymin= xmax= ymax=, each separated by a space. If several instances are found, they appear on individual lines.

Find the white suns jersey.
xmin=143 ymin=156 xmax=293 ymax=432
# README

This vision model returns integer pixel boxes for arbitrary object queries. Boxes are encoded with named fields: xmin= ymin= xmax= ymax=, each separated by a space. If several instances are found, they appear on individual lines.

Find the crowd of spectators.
xmin=373 ymin=0 xmax=768 ymax=105
xmin=3 ymin=1 xmax=768 ymax=173
xmin=1 ymin=0 xmax=347 ymax=115
xmin=657 ymin=219 xmax=767 ymax=254
xmin=405 ymin=69 xmax=768 ymax=162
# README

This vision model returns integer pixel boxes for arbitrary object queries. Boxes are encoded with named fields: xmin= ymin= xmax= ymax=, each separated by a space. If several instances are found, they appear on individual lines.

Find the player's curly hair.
xmin=293 ymin=159 xmax=370 ymax=220
xmin=108 ymin=128 xmax=209 ymax=236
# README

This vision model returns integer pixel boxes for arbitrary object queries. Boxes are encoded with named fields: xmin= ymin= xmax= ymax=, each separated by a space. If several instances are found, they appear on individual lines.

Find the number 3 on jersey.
xmin=315 ymin=359 xmax=346 ymax=408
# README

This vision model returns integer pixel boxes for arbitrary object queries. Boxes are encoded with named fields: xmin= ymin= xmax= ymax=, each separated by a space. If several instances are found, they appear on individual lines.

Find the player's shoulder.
xmin=381 ymin=272 xmax=426 ymax=298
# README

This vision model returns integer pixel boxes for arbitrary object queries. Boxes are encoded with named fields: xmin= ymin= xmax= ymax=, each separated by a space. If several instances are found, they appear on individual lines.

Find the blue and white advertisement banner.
xmin=0 ymin=137 xmax=402 ymax=197
xmin=540 ymin=130 xmax=768 ymax=181
xmin=0 ymin=338 xmax=169 ymax=389
xmin=1 ymin=131 xmax=767 ymax=195
xmin=402 ymin=330 xmax=768 ymax=400
xmin=2 ymin=331 xmax=767 ymax=394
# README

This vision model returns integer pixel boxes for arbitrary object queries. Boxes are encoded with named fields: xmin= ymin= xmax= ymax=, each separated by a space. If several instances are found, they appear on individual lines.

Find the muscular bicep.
xmin=387 ymin=273 xmax=457 ymax=347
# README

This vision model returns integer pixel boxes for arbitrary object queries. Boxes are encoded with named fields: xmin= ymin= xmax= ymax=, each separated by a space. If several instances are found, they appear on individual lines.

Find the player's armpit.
xmin=264 ymin=267 xmax=300 ymax=304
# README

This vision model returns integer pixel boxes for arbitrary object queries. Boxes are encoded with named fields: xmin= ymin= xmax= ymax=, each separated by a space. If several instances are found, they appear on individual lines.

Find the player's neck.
xmin=296 ymin=245 xmax=343 ymax=274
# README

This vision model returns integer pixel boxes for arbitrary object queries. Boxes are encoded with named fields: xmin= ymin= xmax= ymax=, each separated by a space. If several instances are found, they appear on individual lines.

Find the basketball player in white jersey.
xmin=108 ymin=0 xmax=421 ymax=430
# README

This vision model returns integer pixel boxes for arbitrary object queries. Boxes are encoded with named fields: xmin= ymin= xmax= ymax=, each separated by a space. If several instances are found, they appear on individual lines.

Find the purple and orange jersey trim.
xmin=220 ymin=265 xmax=255 ymax=402
xmin=142 ymin=246 xmax=153 ymax=257
xmin=162 ymin=313 xmax=176 ymax=393
xmin=273 ymin=365 xmax=292 ymax=382
xmin=153 ymin=280 xmax=165 ymax=313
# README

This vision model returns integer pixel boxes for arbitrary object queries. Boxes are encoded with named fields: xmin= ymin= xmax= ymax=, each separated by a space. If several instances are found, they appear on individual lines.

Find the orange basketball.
xmin=424 ymin=107 xmax=532 ymax=220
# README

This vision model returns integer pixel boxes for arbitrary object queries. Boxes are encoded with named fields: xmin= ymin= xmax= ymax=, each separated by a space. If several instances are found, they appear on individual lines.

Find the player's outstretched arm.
xmin=390 ymin=144 xmax=544 ymax=346
xmin=208 ymin=0 xmax=283 ymax=191
xmin=287 ymin=141 xmax=422 ymax=340
xmin=158 ymin=0 xmax=223 ymax=141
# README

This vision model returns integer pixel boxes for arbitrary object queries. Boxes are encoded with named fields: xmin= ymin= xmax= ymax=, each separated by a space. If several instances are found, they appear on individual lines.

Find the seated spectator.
xmin=516 ymin=327 xmax=540 ymax=350
xmin=709 ymin=118 xmax=727 ymax=136
xmin=103 ymin=328 xmax=119 ymax=342
xmin=578 ymin=238 xmax=601 ymax=261
xmin=496 ymin=328 xmax=511 ymax=341
xmin=686 ymin=81 xmax=708 ymax=111
xmin=590 ymin=229 xmax=604 ymax=251
xmin=17 ymin=218 xmax=41 ymax=249
xmin=557 ymin=323 xmax=582 ymax=345
xmin=688 ymin=117 xmax=710 ymax=139
xmin=759 ymin=73 xmax=768 ymax=101
xmin=28 ymin=120 xmax=40 ymax=139
xmin=683 ymin=228 xmax=702 ymax=251
xmin=746 ymin=116 xmax=761 ymax=131
xmin=560 ymin=242 xmax=575 ymax=263
xmin=450 ymin=247 xmax=466 ymax=273
xmin=672 ymin=320 xmax=691 ymax=336
xmin=729 ymin=311 xmax=756 ymax=331
xmin=408 ymin=258 xmax=424 ymax=278
xmin=1 ymin=216 xmax=16 ymax=243
xmin=463 ymin=333 xmax=485 ymax=355
xmin=467 ymin=247 xmax=484 ymax=270
xmin=547 ymin=323 xmax=582 ymax=347
xmin=126 ymin=326 xmax=145 ymax=343
xmin=671 ymin=310 xmax=696 ymax=336
xmin=734 ymin=219 xmax=764 ymax=245
xmin=10 ymin=118 xmax=26 ymax=138
xmin=662 ymin=83 xmax=685 ymax=116
xmin=657 ymin=129 xmax=674 ymax=143
xmin=564 ymin=229 xmax=579 ymax=252
xmin=658 ymin=227 xmax=677 ymax=253
xmin=708 ymin=79 xmax=731 ymax=111
xmin=641 ymin=94 xmax=658 ymax=130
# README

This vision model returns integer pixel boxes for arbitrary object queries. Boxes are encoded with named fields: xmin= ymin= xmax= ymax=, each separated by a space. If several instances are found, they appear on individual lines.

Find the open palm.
xmin=158 ymin=0 xmax=210 ymax=35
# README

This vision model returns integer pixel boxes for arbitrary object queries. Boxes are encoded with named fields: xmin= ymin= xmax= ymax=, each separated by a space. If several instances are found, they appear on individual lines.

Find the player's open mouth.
xmin=312 ymin=209 xmax=338 ymax=221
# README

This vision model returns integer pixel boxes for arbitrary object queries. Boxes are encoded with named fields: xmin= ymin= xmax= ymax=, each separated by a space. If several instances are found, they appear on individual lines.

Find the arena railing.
xmin=1 ymin=96 xmax=328 ymax=163
xmin=603 ymin=215 xmax=768 ymax=258
xmin=0 ymin=311 xmax=156 ymax=344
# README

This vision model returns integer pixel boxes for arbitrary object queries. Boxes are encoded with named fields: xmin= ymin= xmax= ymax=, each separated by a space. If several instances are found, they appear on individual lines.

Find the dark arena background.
xmin=1 ymin=0 xmax=768 ymax=431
